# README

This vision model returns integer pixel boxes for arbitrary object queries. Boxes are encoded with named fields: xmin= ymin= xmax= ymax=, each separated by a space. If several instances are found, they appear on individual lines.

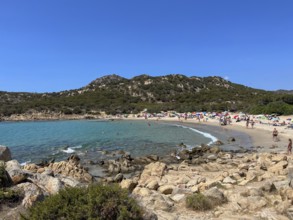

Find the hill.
xmin=1 ymin=74 xmax=293 ymax=117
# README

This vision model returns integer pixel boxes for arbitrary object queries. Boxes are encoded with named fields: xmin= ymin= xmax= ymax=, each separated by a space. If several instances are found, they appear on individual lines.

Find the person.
xmin=272 ymin=128 xmax=279 ymax=142
xmin=288 ymin=139 xmax=292 ymax=155
xmin=251 ymin=120 xmax=255 ymax=129
xmin=246 ymin=117 xmax=250 ymax=128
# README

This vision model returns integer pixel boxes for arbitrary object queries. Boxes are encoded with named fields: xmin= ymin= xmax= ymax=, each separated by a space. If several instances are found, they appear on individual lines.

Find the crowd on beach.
xmin=123 ymin=110 xmax=293 ymax=156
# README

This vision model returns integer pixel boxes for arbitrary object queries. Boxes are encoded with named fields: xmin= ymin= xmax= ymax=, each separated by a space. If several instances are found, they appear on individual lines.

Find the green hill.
xmin=1 ymin=74 xmax=293 ymax=116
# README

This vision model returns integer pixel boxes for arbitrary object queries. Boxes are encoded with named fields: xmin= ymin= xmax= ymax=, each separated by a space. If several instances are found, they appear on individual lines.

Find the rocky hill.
xmin=1 ymin=74 xmax=293 ymax=117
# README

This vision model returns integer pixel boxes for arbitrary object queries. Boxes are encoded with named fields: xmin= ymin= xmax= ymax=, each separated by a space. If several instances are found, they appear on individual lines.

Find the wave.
xmin=62 ymin=147 xmax=76 ymax=154
xmin=173 ymin=124 xmax=218 ymax=146
xmin=61 ymin=145 xmax=82 ymax=154
xmin=20 ymin=160 xmax=31 ymax=166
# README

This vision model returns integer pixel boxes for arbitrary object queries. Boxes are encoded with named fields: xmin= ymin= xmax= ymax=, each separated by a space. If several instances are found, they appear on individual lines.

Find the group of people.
xmin=272 ymin=128 xmax=292 ymax=154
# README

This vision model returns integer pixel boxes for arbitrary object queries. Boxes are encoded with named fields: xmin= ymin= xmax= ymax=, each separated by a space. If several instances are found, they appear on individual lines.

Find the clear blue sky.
xmin=0 ymin=0 xmax=292 ymax=92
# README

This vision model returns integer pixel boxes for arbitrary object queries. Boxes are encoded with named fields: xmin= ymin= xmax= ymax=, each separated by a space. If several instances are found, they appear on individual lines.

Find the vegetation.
xmin=21 ymin=183 xmax=143 ymax=220
xmin=0 ymin=162 xmax=10 ymax=187
xmin=1 ymin=74 xmax=293 ymax=116
xmin=0 ymin=188 xmax=22 ymax=204
xmin=186 ymin=192 xmax=225 ymax=211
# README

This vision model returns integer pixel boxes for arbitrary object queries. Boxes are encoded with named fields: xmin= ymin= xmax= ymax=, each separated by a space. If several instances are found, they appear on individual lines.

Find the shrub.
xmin=0 ymin=162 xmax=11 ymax=187
xmin=186 ymin=193 xmax=213 ymax=211
xmin=21 ymin=183 xmax=143 ymax=220
xmin=0 ymin=188 xmax=22 ymax=204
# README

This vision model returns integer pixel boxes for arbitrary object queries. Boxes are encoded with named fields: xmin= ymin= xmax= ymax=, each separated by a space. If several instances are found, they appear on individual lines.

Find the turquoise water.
xmin=0 ymin=120 xmax=213 ymax=163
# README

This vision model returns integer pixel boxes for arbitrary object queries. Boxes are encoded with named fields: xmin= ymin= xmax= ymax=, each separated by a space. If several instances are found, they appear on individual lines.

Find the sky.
xmin=0 ymin=0 xmax=292 ymax=92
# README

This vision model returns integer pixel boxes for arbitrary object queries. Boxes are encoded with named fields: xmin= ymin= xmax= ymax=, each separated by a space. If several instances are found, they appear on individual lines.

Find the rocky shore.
xmin=2 ymin=142 xmax=293 ymax=219
xmin=0 ymin=112 xmax=100 ymax=122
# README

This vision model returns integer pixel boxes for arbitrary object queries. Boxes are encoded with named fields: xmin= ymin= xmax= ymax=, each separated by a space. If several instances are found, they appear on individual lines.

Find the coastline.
xmin=127 ymin=116 xmax=293 ymax=154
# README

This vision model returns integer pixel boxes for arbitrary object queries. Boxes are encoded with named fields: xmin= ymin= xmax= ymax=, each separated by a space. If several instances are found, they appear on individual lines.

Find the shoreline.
xmin=127 ymin=116 xmax=292 ymax=154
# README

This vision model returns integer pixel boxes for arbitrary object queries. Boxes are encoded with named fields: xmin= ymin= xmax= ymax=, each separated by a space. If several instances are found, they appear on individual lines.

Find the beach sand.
xmin=127 ymin=115 xmax=293 ymax=154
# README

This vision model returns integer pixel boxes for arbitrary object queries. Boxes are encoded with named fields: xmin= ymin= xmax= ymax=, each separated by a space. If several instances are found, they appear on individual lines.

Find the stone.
xmin=17 ymin=182 xmax=44 ymax=208
xmin=146 ymin=179 xmax=159 ymax=190
xmin=0 ymin=146 xmax=12 ymax=162
xmin=203 ymin=187 xmax=226 ymax=204
xmin=271 ymin=155 xmax=287 ymax=163
xmin=158 ymin=185 xmax=175 ymax=195
xmin=59 ymin=176 xmax=82 ymax=187
xmin=120 ymin=179 xmax=138 ymax=192
xmin=5 ymin=160 xmax=28 ymax=185
xmin=23 ymin=163 xmax=39 ymax=173
xmin=171 ymin=194 xmax=185 ymax=202
xmin=154 ymin=195 xmax=174 ymax=212
xmin=114 ymin=173 xmax=124 ymax=182
xmin=209 ymin=146 xmax=221 ymax=154
xmin=28 ymin=173 xmax=63 ymax=195
xmin=223 ymin=176 xmax=237 ymax=184
xmin=268 ymin=161 xmax=288 ymax=174
xmin=133 ymin=187 xmax=151 ymax=197
xmin=207 ymin=154 xmax=218 ymax=160
xmin=227 ymin=137 xmax=236 ymax=142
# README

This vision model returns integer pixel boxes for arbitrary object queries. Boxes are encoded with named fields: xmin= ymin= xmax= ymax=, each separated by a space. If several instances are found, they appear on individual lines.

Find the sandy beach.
xmin=127 ymin=115 xmax=293 ymax=154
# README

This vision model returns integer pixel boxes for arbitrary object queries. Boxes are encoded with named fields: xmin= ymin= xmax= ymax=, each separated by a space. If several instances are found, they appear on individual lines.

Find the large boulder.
xmin=28 ymin=173 xmax=63 ymax=195
xmin=5 ymin=160 xmax=28 ymax=185
xmin=47 ymin=156 xmax=93 ymax=183
xmin=17 ymin=182 xmax=44 ymax=208
xmin=0 ymin=146 xmax=12 ymax=162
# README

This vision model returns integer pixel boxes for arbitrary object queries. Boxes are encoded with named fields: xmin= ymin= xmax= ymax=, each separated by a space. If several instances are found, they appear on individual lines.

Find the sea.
xmin=0 ymin=120 xmax=218 ymax=164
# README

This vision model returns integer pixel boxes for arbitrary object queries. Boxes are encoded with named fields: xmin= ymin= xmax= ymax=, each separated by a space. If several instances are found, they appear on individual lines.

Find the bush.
xmin=21 ymin=183 xmax=143 ymax=220
xmin=186 ymin=193 xmax=213 ymax=211
xmin=0 ymin=162 xmax=11 ymax=187
xmin=0 ymin=188 xmax=22 ymax=204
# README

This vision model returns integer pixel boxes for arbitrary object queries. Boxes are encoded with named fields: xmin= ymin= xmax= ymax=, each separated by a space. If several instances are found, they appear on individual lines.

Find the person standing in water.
xmin=272 ymin=128 xmax=279 ymax=142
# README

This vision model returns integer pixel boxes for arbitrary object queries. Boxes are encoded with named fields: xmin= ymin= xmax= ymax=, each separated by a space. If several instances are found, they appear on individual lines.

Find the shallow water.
xmin=0 ymin=120 xmax=217 ymax=164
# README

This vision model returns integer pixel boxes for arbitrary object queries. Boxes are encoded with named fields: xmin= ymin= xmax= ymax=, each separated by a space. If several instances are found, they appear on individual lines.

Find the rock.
xmin=120 ymin=179 xmax=138 ymax=192
xmin=114 ymin=173 xmax=124 ymax=182
xmin=0 ymin=146 xmax=12 ymax=162
xmin=67 ymin=154 xmax=80 ymax=165
xmin=142 ymin=209 xmax=158 ymax=220
xmin=47 ymin=159 xmax=93 ymax=183
xmin=209 ymin=146 xmax=221 ymax=154
xmin=203 ymin=187 xmax=226 ymax=204
xmin=5 ymin=160 xmax=28 ymax=185
xmin=207 ymin=154 xmax=218 ymax=160
xmin=158 ymin=185 xmax=175 ymax=195
xmin=17 ymin=182 xmax=44 ymax=208
xmin=23 ymin=163 xmax=39 ymax=173
xmin=273 ymin=180 xmax=290 ymax=191
xmin=139 ymin=162 xmax=167 ymax=186
xmin=268 ymin=161 xmax=288 ymax=174
xmin=133 ymin=187 xmax=151 ymax=197
xmin=28 ymin=173 xmax=63 ymax=195
xmin=260 ymin=181 xmax=277 ymax=193
xmin=223 ymin=176 xmax=237 ymax=184
xmin=214 ymin=140 xmax=224 ymax=146
xmin=227 ymin=137 xmax=236 ymax=142
xmin=276 ymin=200 xmax=291 ymax=214
xmin=271 ymin=155 xmax=287 ymax=163
xmin=59 ymin=175 xmax=82 ymax=187
xmin=154 ymin=195 xmax=174 ymax=212
xmin=146 ymin=179 xmax=159 ymax=190
xmin=171 ymin=194 xmax=185 ymax=202
xmin=238 ymin=163 xmax=249 ymax=170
